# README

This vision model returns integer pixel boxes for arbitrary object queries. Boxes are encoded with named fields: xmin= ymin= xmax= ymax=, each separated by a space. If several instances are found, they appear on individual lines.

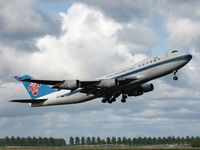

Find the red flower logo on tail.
xmin=28 ymin=83 xmax=41 ymax=96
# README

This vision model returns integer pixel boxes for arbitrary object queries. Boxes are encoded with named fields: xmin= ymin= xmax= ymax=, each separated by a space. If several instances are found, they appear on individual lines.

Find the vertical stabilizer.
xmin=15 ymin=75 xmax=56 ymax=99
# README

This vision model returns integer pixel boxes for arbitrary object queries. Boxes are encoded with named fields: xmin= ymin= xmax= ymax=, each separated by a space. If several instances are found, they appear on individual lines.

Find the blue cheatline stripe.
xmin=111 ymin=54 xmax=191 ymax=79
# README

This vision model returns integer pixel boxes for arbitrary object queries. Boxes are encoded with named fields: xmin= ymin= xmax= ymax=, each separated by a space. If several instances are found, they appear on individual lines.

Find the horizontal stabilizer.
xmin=10 ymin=99 xmax=47 ymax=103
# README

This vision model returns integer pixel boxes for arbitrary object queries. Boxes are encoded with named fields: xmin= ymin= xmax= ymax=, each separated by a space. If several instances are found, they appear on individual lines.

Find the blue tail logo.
xmin=15 ymin=75 xmax=56 ymax=99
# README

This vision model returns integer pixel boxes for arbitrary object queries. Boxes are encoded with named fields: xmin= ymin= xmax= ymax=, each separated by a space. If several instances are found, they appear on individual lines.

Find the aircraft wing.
xmin=16 ymin=76 xmax=138 ymax=94
xmin=16 ymin=76 xmax=99 ymax=90
xmin=15 ymin=76 xmax=63 ymax=85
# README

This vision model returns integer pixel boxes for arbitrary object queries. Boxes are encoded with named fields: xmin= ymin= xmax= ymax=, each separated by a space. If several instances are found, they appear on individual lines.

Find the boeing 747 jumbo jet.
xmin=11 ymin=50 xmax=192 ymax=107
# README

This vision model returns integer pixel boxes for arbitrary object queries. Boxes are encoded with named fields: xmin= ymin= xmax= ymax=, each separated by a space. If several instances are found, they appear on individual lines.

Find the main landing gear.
xmin=101 ymin=96 xmax=116 ymax=104
xmin=173 ymin=70 xmax=178 ymax=80
xmin=102 ymin=94 xmax=128 ymax=104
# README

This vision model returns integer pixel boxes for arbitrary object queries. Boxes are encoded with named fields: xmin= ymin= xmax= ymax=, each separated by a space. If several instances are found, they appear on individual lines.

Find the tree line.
xmin=1 ymin=136 xmax=200 ymax=147
xmin=69 ymin=136 xmax=200 ymax=147
xmin=0 ymin=136 xmax=66 ymax=147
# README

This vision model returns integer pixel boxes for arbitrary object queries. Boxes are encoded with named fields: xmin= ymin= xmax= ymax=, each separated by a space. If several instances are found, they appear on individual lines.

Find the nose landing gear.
xmin=173 ymin=70 xmax=178 ymax=80
xmin=121 ymin=94 xmax=127 ymax=103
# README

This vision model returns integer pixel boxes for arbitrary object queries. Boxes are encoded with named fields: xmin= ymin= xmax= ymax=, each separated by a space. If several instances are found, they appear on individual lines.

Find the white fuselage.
xmin=31 ymin=51 xmax=192 ymax=107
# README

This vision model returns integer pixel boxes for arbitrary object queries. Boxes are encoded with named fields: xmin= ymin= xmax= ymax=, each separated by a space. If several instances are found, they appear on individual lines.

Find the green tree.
xmin=86 ymin=137 xmax=91 ymax=145
xmin=143 ymin=137 xmax=148 ymax=145
xmin=132 ymin=138 xmax=137 ymax=145
xmin=106 ymin=137 xmax=111 ymax=144
xmin=69 ymin=137 xmax=74 ymax=145
xmin=117 ymin=137 xmax=122 ymax=145
xmin=5 ymin=137 xmax=10 ymax=146
xmin=122 ymin=136 xmax=127 ymax=145
xmin=91 ymin=137 xmax=96 ymax=145
xmin=138 ymin=137 xmax=142 ymax=145
xmin=48 ymin=137 xmax=53 ymax=146
xmin=75 ymin=137 xmax=80 ymax=145
xmin=32 ymin=137 xmax=37 ymax=146
xmin=157 ymin=137 xmax=162 ymax=145
xmin=44 ymin=137 xmax=48 ymax=147
xmin=181 ymin=137 xmax=185 ymax=145
xmin=177 ymin=136 xmax=181 ymax=144
xmin=152 ymin=137 xmax=157 ymax=145
xmin=111 ymin=137 xmax=116 ymax=145
xmin=147 ymin=137 xmax=152 ymax=145
xmin=96 ymin=137 xmax=101 ymax=145
xmin=127 ymin=138 xmax=132 ymax=146
xmin=10 ymin=136 xmax=15 ymax=146
xmin=172 ymin=136 xmax=176 ymax=144
xmin=101 ymin=139 xmax=106 ymax=145
xmin=81 ymin=136 xmax=85 ymax=145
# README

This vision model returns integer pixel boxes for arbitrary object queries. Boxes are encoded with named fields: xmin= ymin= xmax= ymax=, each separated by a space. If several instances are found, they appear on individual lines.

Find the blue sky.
xmin=37 ymin=0 xmax=72 ymax=14
xmin=0 ymin=0 xmax=200 ymax=140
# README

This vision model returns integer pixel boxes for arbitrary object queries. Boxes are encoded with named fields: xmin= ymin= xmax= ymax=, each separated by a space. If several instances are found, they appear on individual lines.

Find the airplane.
xmin=10 ymin=50 xmax=192 ymax=107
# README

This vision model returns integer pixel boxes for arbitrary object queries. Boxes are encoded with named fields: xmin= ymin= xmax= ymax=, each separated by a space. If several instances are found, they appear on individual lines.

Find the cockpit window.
xmin=171 ymin=50 xmax=178 ymax=53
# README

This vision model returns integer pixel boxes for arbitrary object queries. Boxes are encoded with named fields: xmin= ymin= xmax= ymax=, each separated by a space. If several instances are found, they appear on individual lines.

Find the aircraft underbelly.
xmin=40 ymin=93 xmax=95 ymax=106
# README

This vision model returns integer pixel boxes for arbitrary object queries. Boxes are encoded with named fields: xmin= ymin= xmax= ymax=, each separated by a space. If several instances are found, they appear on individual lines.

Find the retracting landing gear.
xmin=173 ymin=70 xmax=178 ymax=80
xmin=121 ymin=94 xmax=127 ymax=103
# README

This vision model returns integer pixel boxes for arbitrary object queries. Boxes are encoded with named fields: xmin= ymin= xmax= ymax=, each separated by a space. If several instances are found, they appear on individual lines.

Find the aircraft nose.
xmin=186 ymin=54 xmax=192 ymax=61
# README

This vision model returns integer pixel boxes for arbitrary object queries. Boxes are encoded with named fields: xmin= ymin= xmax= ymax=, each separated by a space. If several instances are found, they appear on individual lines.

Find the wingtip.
xmin=14 ymin=75 xmax=32 ymax=81
xmin=14 ymin=76 xmax=21 ymax=81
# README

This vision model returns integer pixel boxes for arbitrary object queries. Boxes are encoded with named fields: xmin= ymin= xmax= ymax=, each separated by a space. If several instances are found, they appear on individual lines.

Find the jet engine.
xmin=126 ymin=83 xmax=154 ymax=96
xmin=98 ymin=79 xmax=119 ymax=88
xmin=140 ymin=83 xmax=154 ymax=92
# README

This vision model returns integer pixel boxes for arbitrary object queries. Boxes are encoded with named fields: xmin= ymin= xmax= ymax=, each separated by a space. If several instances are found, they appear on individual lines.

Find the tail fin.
xmin=15 ymin=75 xmax=56 ymax=99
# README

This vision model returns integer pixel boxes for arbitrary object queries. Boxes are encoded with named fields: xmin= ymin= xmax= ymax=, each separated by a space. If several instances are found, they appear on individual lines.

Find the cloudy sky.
xmin=0 ymin=0 xmax=200 ymax=139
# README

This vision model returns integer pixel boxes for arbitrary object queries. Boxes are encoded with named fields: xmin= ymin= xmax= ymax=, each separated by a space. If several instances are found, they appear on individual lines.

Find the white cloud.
xmin=0 ymin=3 xmax=150 ymax=81
xmin=117 ymin=22 xmax=157 ymax=52
xmin=0 ymin=0 xmax=57 ymax=39
xmin=166 ymin=18 xmax=200 ymax=48
xmin=39 ymin=112 xmax=70 ymax=128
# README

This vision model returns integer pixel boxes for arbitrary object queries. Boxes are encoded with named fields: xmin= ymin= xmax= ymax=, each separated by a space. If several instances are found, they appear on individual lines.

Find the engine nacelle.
xmin=140 ymin=83 xmax=154 ymax=92
xmin=127 ymin=90 xmax=143 ymax=96
xmin=60 ymin=80 xmax=80 ymax=89
xmin=98 ymin=79 xmax=119 ymax=88
xmin=126 ymin=83 xmax=154 ymax=96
